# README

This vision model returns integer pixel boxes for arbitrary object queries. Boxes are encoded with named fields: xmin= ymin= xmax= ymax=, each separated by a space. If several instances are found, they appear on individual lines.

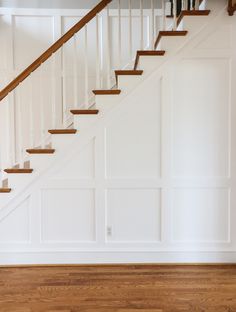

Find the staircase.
xmin=0 ymin=0 xmax=210 ymax=196
xmin=0 ymin=0 xmax=234 ymax=265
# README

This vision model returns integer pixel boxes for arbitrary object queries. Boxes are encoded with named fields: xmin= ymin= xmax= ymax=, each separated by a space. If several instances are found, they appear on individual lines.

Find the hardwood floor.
xmin=0 ymin=264 xmax=236 ymax=312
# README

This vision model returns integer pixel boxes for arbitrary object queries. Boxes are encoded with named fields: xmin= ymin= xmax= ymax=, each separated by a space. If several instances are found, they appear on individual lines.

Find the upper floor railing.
xmin=228 ymin=0 xmax=236 ymax=15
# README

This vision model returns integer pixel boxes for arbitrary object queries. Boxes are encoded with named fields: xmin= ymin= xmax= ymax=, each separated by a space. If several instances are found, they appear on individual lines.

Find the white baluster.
xmin=190 ymin=0 xmax=194 ymax=10
xmin=29 ymin=77 xmax=34 ymax=148
xmin=173 ymin=0 xmax=177 ymax=30
xmin=16 ymin=88 xmax=24 ymax=167
xmin=73 ymin=34 xmax=79 ymax=108
xmin=182 ymin=0 xmax=188 ymax=10
xmin=84 ymin=25 xmax=89 ymax=107
xmin=118 ymin=0 xmax=122 ymax=68
xmin=106 ymin=4 xmax=111 ymax=89
xmin=150 ymin=0 xmax=155 ymax=49
xmin=129 ymin=0 xmax=133 ymax=61
xmin=195 ymin=0 xmax=200 ymax=10
xmin=6 ymin=90 xmax=16 ymax=169
xmin=162 ymin=0 xmax=166 ymax=30
xmin=51 ymin=53 xmax=57 ymax=128
xmin=96 ymin=14 xmax=101 ymax=89
xmin=62 ymin=45 xmax=67 ymax=127
xmin=140 ymin=0 xmax=144 ymax=49
xmin=6 ymin=96 xmax=12 ymax=169
xmin=39 ymin=69 xmax=45 ymax=148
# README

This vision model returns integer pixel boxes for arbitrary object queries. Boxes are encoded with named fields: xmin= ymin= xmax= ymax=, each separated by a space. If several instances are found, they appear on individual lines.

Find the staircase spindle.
xmin=162 ymin=0 xmax=166 ymax=31
xmin=29 ymin=78 xmax=34 ymax=148
xmin=183 ymin=0 xmax=188 ymax=10
xmin=51 ymin=54 xmax=57 ymax=128
xmin=73 ymin=34 xmax=79 ymax=108
xmin=9 ymin=92 xmax=16 ymax=167
xmin=84 ymin=25 xmax=89 ymax=108
xmin=150 ymin=0 xmax=155 ymax=50
xmin=190 ymin=0 xmax=194 ymax=10
xmin=129 ymin=0 xmax=133 ymax=63
xmin=195 ymin=0 xmax=200 ymax=10
xmin=173 ymin=0 xmax=177 ymax=30
xmin=96 ymin=14 xmax=101 ymax=89
xmin=39 ymin=69 xmax=46 ymax=148
xmin=6 ymin=96 xmax=12 ymax=169
xmin=106 ymin=4 xmax=111 ymax=88
xmin=62 ymin=45 xmax=67 ymax=127
xmin=118 ymin=0 xmax=122 ymax=68
xmin=16 ymin=88 xmax=24 ymax=167
xmin=140 ymin=0 xmax=144 ymax=50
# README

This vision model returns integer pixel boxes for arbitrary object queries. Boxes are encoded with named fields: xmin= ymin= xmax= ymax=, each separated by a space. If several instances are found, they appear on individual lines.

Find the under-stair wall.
xmin=0 ymin=0 xmax=236 ymax=265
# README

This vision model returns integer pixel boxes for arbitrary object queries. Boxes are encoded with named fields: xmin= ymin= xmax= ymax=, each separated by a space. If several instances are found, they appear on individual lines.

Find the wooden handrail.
xmin=228 ymin=0 xmax=236 ymax=15
xmin=0 ymin=0 xmax=112 ymax=102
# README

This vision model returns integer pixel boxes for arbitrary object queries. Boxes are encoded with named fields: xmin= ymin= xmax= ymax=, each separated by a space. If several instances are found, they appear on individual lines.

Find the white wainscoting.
xmin=0 ymin=5 xmax=235 ymax=264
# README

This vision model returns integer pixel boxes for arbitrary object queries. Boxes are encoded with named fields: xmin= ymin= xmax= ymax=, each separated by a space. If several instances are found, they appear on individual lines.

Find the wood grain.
xmin=228 ymin=0 xmax=236 ymax=15
xmin=0 ymin=264 xmax=236 ymax=311
xmin=4 ymin=169 xmax=33 ymax=174
xmin=70 ymin=109 xmax=99 ymax=115
xmin=26 ymin=149 xmax=55 ymax=154
xmin=0 ymin=188 xmax=11 ymax=193
xmin=48 ymin=129 xmax=77 ymax=134
xmin=92 ymin=90 xmax=121 ymax=95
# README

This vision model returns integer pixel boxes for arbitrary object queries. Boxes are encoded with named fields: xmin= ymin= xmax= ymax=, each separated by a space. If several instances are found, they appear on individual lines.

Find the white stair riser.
xmin=117 ymin=75 xmax=143 ymax=93
xmin=29 ymin=154 xmax=56 ymax=171
xmin=158 ymin=36 xmax=188 ymax=52
xmin=138 ymin=57 xmax=166 ymax=72
xmin=181 ymin=16 xmax=210 ymax=33
xmin=50 ymin=134 xmax=78 ymax=152
xmin=73 ymin=115 xmax=99 ymax=131
xmin=7 ymin=174 xmax=32 ymax=189
xmin=95 ymin=95 xmax=121 ymax=108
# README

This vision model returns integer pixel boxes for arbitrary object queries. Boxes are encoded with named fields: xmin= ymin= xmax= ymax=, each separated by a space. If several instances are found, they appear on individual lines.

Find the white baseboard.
xmin=0 ymin=251 xmax=236 ymax=265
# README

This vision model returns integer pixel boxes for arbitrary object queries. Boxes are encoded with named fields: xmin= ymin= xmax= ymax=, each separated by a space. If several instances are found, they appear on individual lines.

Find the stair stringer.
xmin=0 ymin=2 xmax=234 ymax=265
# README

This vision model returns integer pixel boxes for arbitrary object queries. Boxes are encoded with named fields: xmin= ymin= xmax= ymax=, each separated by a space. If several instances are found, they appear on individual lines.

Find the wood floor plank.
xmin=0 ymin=265 xmax=236 ymax=311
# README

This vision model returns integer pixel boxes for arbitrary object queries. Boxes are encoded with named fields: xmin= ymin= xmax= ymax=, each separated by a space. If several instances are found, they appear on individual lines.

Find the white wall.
xmin=0 ymin=1 xmax=235 ymax=264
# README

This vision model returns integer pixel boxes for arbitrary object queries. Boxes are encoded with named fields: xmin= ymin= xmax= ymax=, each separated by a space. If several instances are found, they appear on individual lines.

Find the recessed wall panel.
xmin=0 ymin=198 xmax=30 ymax=243
xmin=172 ymin=59 xmax=230 ymax=178
xmin=41 ymin=189 xmax=95 ymax=242
xmin=107 ymin=189 xmax=161 ymax=242
xmin=172 ymin=188 xmax=229 ymax=242
xmin=106 ymin=77 xmax=161 ymax=178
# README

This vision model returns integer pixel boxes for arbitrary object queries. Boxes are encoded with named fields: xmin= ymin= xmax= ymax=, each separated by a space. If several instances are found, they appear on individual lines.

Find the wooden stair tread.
xmin=154 ymin=30 xmax=188 ymax=49
xmin=115 ymin=70 xmax=143 ymax=76
xmin=70 ymin=109 xmax=99 ymax=115
xmin=115 ymin=70 xmax=143 ymax=83
xmin=48 ymin=129 xmax=77 ymax=134
xmin=92 ymin=89 xmax=121 ymax=95
xmin=4 ymin=169 xmax=33 ymax=174
xmin=178 ymin=10 xmax=210 ymax=24
xmin=0 ymin=188 xmax=11 ymax=193
xmin=26 ymin=149 xmax=55 ymax=154
xmin=134 ymin=50 xmax=165 ymax=70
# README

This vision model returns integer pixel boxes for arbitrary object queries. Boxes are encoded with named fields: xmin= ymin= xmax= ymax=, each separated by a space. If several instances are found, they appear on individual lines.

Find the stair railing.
xmin=228 ymin=0 xmax=236 ymax=15
xmin=0 ymin=0 xmax=205 ymax=189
